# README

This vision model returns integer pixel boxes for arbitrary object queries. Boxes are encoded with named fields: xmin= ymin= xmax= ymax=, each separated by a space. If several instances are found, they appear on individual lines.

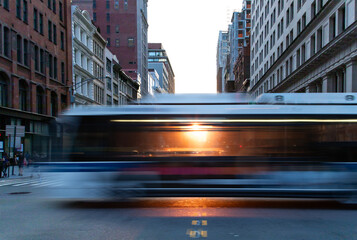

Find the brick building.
xmin=0 ymin=0 xmax=72 ymax=159
xmin=72 ymin=0 xmax=149 ymax=97
xmin=234 ymin=44 xmax=251 ymax=92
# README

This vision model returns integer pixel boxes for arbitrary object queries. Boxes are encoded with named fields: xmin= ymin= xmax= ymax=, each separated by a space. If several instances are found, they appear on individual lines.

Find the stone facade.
xmin=250 ymin=0 xmax=357 ymax=96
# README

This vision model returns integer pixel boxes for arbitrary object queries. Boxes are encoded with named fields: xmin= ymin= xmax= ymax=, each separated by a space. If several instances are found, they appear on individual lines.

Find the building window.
xmin=52 ymin=0 xmax=56 ymax=13
xmin=61 ymin=62 xmax=65 ymax=83
xmin=93 ymin=12 xmax=97 ymax=21
xmin=36 ymin=87 xmax=44 ymax=114
xmin=59 ymin=2 xmax=63 ymax=21
xmin=106 ymin=13 xmax=110 ymax=22
xmin=107 ymin=38 xmax=111 ymax=46
xmin=16 ymin=0 xmax=21 ymax=19
xmin=0 ymin=25 xmax=2 ymax=55
xmin=302 ymin=13 xmax=306 ymax=30
xmin=50 ymin=92 xmax=57 ymax=117
xmin=107 ymin=25 xmax=110 ymax=34
xmin=115 ymin=25 xmax=119 ymax=33
xmin=48 ymin=20 xmax=52 ymax=41
xmin=329 ymin=14 xmax=336 ymax=41
xmin=338 ymin=5 xmax=346 ymax=34
xmin=317 ymin=0 xmax=323 ymax=12
xmin=93 ymin=0 xmax=96 ymax=9
xmin=19 ymin=80 xmax=28 ymax=111
xmin=33 ymin=8 xmax=38 ymax=31
xmin=114 ymin=0 xmax=119 ymax=9
xmin=54 ymin=57 xmax=58 ymax=79
xmin=39 ymin=13 xmax=43 ymax=34
xmin=128 ymin=37 xmax=134 ymax=47
xmin=296 ymin=49 xmax=301 ymax=68
xmin=34 ymin=46 xmax=39 ymax=71
xmin=40 ymin=49 xmax=45 ymax=73
xmin=311 ymin=1 xmax=316 ymax=19
xmin=24 ymin=39 xmax=29 ymax=66
xmin=310 ymin=34 xmax=316 ymax=56
xmin=297 ymin=20 xmax=301 ymax=34
xmin=113 ymin=83 xmax=118 ymax=94
xmin=53 ymin=24 xmax=57 ymax=45
xmin=48 ymin=0 xmax=51 ymax=9
xmin=23 ymin=0 xmax=28 ymax=23
xmin=124 ymin=0 xmax=128 ymax=10
xmin=317 ymin=27 xmax=323 ymax=51
xmin=17 ymin=35 xmax=22 ymax=63
xmin=106 ymin=0 xmax=110 ymax=9
xmin=106 ymin=58 xmax=112 ymax=73
xmin=49 ymin=54 xmax=53 ymax=78
xmin=60 ymin=31 xmax=64 ymax=50
xmin=115 ymin=39 xmax=120 ymax=47
xmin=3 ymin=0 xmax=9 ymax=10
xmin=106 ymin=77 xmax=112 ymax=91
xmin=0 ymin=75 xmax=8 ymax=107
xmin=107 ymin=94 xmax=112 ymax=105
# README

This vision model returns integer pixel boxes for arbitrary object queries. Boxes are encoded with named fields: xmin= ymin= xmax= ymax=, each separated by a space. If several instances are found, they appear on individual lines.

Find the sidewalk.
xmin=0 ymin=165 xmax=39 ymax=180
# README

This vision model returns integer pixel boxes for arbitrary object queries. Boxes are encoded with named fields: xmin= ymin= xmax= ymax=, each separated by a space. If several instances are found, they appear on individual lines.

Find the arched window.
xmin=0 ymin=72 xmax=9 ymax=107
xmin=19 ymin=80 xmax=29 ymax=111
xmin=36 ymin=86 xmax=45 ymax=114
xmin=51 ymin=92 xmax=58 ymax=117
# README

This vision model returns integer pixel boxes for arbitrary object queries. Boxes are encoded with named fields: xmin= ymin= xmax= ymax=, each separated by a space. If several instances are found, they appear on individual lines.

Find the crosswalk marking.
xmin=0 ymin=177 xmax=62 ymax=188
xmin=12 ymin=180 xmax=41 ymax=186
xmin=32 ymin=180 xmax=62 ymax=187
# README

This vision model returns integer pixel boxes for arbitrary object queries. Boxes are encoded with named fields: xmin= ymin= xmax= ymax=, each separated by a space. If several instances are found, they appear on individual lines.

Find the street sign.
xmin=6 ymin=125 xmax=25 ymax=137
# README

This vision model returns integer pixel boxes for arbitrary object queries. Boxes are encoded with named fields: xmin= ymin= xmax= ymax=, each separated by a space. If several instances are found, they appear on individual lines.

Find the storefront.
xmin=0 ymin=106 xmax=58 ymax=161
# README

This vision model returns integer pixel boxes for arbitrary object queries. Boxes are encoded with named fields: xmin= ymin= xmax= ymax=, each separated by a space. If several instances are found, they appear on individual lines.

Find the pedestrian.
xmin=25 ymin=152 xmax=31 ymax=168
xmin=3 ymin=152 xmax=9 ymax=177
xmin=0 ymin=154 xmax=4 ymax=178
xmin=10 ymin=152 xmax=17 ymax=176
xmin=18 ymin=152 xmax=25 ymax=176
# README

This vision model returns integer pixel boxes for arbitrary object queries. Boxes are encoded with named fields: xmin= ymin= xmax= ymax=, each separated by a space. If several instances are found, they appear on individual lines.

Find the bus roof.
xmin=135 ymin=93 xmax=253 ymax=105
xmin=63 ymin=93 xmax=357 ymax=117
xmin=256 ymin=93 xmax=357 ymax=104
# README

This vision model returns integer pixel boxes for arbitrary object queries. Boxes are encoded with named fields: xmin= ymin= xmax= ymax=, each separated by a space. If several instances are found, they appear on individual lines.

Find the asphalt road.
xmin=1 ymin=181 xmax=357 ymax=240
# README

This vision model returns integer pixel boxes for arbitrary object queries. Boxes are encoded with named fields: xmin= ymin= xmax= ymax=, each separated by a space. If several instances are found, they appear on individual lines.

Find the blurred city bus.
xmin=42 ymin=93 xmax=357 ymax=202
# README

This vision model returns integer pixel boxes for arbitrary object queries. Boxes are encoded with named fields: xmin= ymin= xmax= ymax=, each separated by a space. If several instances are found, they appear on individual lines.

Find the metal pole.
xmin=12 ymin=126 xmax=16 ymax=175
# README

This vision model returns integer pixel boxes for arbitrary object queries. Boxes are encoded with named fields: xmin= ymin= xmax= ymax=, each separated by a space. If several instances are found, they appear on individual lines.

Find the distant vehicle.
xmin=43 ymin=93 xmax=357 ymax=203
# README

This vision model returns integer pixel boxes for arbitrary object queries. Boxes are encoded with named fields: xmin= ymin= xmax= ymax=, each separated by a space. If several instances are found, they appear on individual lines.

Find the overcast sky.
xmin=148 ymin=0 xmax=243 ymax=93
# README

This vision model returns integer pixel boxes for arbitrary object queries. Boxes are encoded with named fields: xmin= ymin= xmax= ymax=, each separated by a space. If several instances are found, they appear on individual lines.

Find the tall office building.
xmin=148 ymin=43 xmax=175 ymax=93
xmin=229 ymin=2 xmax=252 ymax=81
xmin=218 ymin=0 xmax=251 ymax=92
xmin=72 ymin=0 xmax=149 ymax=96
xmin=0 ymin=0 xmax=73 ymax=158
xmin=250 ymin=0 xmax=357 ymax=96
xmin=216 ymin=30 xmax=230 ymax=93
